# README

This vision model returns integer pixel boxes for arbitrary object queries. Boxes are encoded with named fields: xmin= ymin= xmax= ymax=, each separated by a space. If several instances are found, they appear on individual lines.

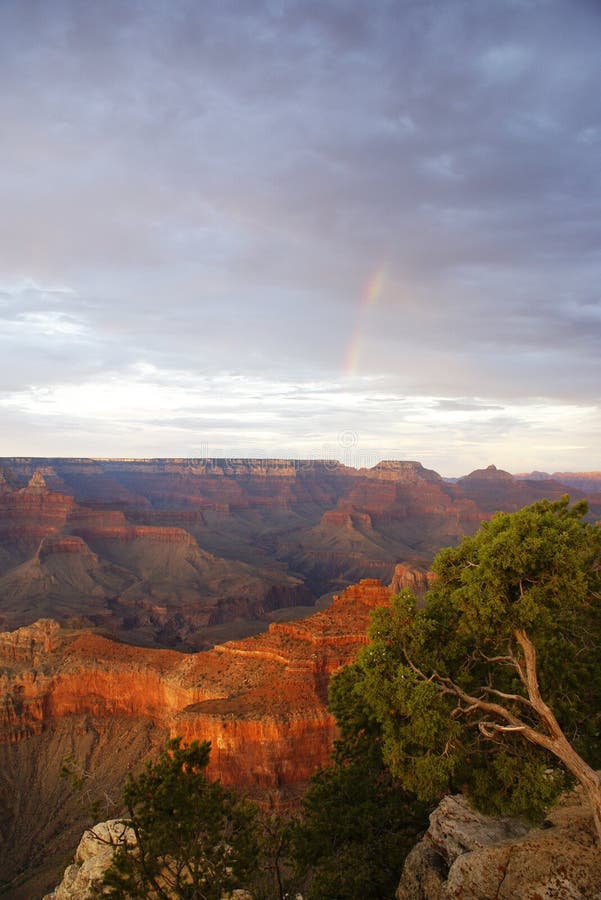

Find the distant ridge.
xmin=516 ymin=470 xmax=601 ymax=493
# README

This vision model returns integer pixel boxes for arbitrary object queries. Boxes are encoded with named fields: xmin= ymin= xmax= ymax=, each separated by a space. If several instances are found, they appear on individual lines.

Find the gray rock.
xmin=43 ymin=819 xmax=134 ymax=899
xmin=397 ymin=789 xmax=601 ymax=899
xmin=44 ymin=818 xmax=254 ymax=899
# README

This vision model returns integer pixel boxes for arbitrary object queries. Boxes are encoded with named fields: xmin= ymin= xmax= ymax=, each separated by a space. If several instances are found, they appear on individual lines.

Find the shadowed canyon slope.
xmin=1 ymin=457 xmax=595 ymax=649
xmin=0 ymin=578 xmax=392 ymax=896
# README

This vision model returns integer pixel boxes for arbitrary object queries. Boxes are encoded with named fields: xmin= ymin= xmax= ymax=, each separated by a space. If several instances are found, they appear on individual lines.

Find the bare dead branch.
xmin=478 ymin=686 xmax=534 ymax=708
xmin=477 ymin=652 xmax=516 ymax=665
xmin=480 ymin=722 xmax=527 ymax=734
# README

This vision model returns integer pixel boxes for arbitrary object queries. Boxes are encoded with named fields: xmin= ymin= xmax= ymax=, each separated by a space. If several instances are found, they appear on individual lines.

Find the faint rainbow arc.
xmin=344 ymin=267 xmax=386 ymax=377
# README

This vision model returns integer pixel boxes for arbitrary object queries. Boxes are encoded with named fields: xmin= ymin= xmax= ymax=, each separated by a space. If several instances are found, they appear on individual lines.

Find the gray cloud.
xmin=0 ymin=0 xmax=599 ymax=470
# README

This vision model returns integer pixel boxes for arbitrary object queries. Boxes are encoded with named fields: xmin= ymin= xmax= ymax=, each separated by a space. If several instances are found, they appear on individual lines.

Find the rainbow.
xmin=344 ymin=267 xmax=386 ymax=377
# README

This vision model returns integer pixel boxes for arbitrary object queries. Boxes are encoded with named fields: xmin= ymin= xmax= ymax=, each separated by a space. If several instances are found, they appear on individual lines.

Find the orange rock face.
xmin=0 ymin=478 xmax=75 ymax=553
xmin=0 ymin=579 xmax=392 ymax=787
xmin=389 ymin=562 xmax=436 ymax=600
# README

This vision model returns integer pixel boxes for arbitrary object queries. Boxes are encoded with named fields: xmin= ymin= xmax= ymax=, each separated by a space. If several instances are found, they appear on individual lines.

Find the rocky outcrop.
xmin=396 ymin=791 xmax=601 ymax=899
xmin=44 ymin=819 xmax=253 ymax=900
xmin=0 ymin=476 xmax=76 ymax=556
xmin=365 ymin=460 xmax=443 ymax=483
xmin=389 ymin=562 xmax=435 ymax=600
xmin=43 ymin=819 xmax=135 ymax=900
xmin=320 ymin=509 xmax=373 ymax=530
xmin=0 ymin=617 xmax=60 ymax=663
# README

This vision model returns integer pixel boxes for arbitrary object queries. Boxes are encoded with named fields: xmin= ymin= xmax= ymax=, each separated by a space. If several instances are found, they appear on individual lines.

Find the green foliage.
xmin=293 ymin=664 xmax=428 ymax=900
xmin=355 ymin=497 xmax=601 ymax=822
xmin=468 ymin=748 xmax=567 ymax=821
xmin=102 ymin=738 xmax=258 ymax=899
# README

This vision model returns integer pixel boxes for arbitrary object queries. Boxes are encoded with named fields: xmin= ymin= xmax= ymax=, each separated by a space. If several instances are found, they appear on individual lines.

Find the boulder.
xmin=396 ymin=790 xmax=601 ymax=899
xmin=43 ymin=819 xmax=134 ymax=899
xmin=44 ymin=817 xmax=253 ymax=899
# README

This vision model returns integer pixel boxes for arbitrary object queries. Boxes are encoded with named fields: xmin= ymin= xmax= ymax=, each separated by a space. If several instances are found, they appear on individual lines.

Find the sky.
xmin=0 ymin=0 xmax=600 ymax=476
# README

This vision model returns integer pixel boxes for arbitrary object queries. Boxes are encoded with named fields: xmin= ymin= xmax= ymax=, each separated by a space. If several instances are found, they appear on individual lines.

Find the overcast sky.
xmin=1 ymin=0 xmax=600 ymax=475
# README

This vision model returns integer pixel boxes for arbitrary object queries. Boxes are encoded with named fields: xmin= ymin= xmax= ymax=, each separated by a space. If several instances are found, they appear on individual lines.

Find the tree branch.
xmin=479 ymin=721 xmax=527 ymax=735
xmin=477 ymin=686 xmax=534 ymax=708
xmin=476 ymin=652 xmax=515 ymax=665
xmin=404 ymin=648 xmax=560 ymax=756
xmin=513 ymin=628 xmax=565 ymax=741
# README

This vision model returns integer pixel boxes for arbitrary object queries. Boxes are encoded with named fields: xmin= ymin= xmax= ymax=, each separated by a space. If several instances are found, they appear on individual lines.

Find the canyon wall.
xmin=0 ymin=578 xmax=392 ymax=896
xmin=0 ymin=578 xmax=392 ymax=786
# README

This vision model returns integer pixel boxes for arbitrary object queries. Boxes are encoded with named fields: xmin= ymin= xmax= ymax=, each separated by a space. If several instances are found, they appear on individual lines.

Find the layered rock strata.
xmin=0 ymin=468 xmax=313 ymax=647
xmin=0 ymin=578 xmax=392 ymax=786
xmin=1 ymin=458 xmax=596 ymax=647
xmin=0 ymin=579 xmax=392 ymax=895
xmin=389 ymin=562 xmax=435 ymax=600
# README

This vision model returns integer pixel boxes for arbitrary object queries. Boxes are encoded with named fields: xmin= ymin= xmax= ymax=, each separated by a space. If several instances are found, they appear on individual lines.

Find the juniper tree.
xmin=102 ymin=738 xmax=258 ymax=899
xmin=353 ymin=498 xmax=601 ymax=838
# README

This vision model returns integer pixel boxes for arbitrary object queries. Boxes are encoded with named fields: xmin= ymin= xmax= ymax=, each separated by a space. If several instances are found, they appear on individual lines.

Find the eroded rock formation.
xmin=43 ymin=820 xmax=135 ymax=900
xmin=0 ymin=467 xmax=312 ymax=648
xmin=0 ymin=578 xmax=392 ymax=785
xmin=389 ymin=562 xmax=435 ymax=600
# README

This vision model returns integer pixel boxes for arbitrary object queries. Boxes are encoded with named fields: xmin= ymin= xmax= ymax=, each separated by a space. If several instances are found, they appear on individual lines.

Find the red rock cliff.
xmin=0 ymin=579 xmax=392 ymax=787
xmin=0 ymin=472 xmax=76 ymax=554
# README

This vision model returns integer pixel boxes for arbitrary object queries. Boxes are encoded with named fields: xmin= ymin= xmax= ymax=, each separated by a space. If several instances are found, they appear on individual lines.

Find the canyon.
xmin=1 ymin=457 xmax=597 ymax=650
xmin=47 ymin=785 xmax=601 ymax=900
xmin=1 ymin=457 xmax=599 ymax=896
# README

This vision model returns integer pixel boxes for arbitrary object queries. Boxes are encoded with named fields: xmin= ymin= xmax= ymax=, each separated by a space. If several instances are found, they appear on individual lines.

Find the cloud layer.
xmin=1 ymin=0 xmax=600 ymax=474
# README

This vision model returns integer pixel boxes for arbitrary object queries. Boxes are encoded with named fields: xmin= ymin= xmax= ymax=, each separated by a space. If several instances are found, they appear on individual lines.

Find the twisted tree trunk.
xmin=513 ymin=629 xmax=601 ymax=846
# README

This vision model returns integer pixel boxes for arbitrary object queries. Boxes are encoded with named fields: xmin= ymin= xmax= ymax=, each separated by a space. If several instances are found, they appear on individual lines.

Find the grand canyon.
xmin=4 ymin=3 xmax=600 ymax=896
xmin=1 ymin=458 xmax=600 ymax=897
xmin=2 ymin=457 xmax=599 ymax=648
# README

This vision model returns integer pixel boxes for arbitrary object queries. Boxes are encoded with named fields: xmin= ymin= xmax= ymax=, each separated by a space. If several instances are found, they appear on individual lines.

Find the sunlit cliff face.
xmin=0 ymin=579 xmax=393 ymax=786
